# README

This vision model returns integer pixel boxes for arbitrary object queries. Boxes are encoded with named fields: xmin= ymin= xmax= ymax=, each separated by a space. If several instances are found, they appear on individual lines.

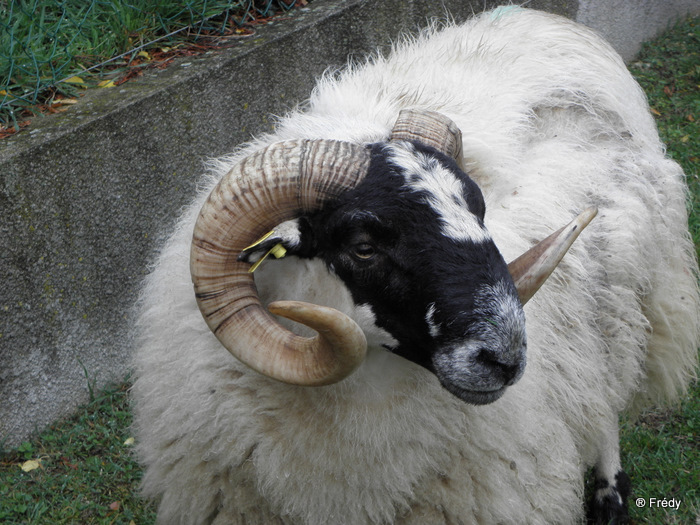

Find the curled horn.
xmin=190 ymin=140 xmax=370 ymax=386
xmin=390 ymin=108 xmax=466 ymax=169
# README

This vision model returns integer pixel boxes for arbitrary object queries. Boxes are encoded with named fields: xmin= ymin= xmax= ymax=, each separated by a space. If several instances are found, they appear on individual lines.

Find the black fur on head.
xmin=241 ymin=141 xmax=526 ymax=404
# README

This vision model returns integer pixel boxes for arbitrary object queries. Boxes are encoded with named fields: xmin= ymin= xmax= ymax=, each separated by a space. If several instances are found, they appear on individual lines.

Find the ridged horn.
xmin=508 ymin=207 xmax=598 ymax=305
xmin=390 ymin=108 xmax=465 ymax=167
xmin=190 ymin=140 xmax=370 ymax=386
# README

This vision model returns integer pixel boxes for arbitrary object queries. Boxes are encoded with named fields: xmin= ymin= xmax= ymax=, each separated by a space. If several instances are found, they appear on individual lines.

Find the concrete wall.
xmin=1 ymin=0 xmax=698 ymax=448
xmin=579 ymin=0 xmax=699 ymax=61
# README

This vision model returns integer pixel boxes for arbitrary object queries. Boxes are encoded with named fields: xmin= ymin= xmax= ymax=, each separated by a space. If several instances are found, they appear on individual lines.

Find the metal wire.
xmin=0 ymin=0 xmax=299 ymax=128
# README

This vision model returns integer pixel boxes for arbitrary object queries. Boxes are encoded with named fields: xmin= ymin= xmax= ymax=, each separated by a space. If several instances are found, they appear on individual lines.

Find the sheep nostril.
xmin=475 ymin=348 xmax=520 ymax=384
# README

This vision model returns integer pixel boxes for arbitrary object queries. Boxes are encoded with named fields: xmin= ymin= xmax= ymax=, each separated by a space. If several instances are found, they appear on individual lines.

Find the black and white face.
xmin=243 ymin=141 xmax=526 ymax=405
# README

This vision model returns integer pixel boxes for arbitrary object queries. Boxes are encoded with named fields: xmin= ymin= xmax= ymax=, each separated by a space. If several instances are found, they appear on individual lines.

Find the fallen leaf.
xmin=650 ymin=107 xmax=661 ymax=116
xmin=98 ymin=80 xmax=116 ymax=88
xmin=123 ymin=436 xmax=135 ymax=446
xmin=20 ymin=459 xmax=41 ymax=472
xmin=109 ymin=501 xmax=120 ymax=511
xmin=681 ymin=135 xmax=690 ymax=143
xmin=53 ymin=98 xmax=78 ymax=105
xmin=137 ymin=50 xmax=151 ymax=60
xmin=687 ymin=114 xmax=695 ymax=122
xmin=64 ymin=76 xmax=85 ymax=85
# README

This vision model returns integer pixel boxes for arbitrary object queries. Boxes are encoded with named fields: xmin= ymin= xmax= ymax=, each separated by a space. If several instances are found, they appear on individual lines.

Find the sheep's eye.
xmin=351 ymin=243 xmax=376 ymax=260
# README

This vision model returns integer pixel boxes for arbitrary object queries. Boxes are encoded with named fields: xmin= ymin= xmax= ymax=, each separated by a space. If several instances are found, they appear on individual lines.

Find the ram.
xmin=132 ymin=7 xmax=699 ymax=524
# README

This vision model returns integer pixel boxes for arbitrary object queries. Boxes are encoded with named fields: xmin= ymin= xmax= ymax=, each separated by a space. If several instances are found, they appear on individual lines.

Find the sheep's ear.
xmin=238 ymin=218 xmax=316 ymax=271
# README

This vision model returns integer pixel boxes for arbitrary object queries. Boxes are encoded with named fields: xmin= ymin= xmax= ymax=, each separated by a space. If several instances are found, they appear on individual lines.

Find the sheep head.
xmin=190 ymin=109 xmax=596 ymax=403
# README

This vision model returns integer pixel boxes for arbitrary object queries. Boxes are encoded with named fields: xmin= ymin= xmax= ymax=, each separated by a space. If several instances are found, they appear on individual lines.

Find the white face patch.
xmin=385 ymin=142 xmax=491 ymax=244
xmin=353 ymin=304 xmax=399 ymax=348
xmin=273 ymin=219 xmax=303 ymax=248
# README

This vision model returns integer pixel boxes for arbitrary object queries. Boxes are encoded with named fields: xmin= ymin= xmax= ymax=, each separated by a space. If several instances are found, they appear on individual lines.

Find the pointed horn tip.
xmin=268 ymin=300 xmax=365 ymax=340
xmin=566 ymin=206 xmax=598 ymax=236
xmin=578 ymin=206 xmax=598 ymax=227
xmin=509 ymin=205 xmax=599 ymax=306
xmin=267 ymin=299 xmax=328 ymax=321
xmin=268 ymin=300 xmax=367 ymax=378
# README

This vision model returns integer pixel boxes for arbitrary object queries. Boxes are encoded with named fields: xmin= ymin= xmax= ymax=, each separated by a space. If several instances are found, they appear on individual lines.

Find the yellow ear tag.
xmin=243 ymin=230 xmax=275 ymax=252
xmin=269 ymin=244 xmax=287 ymax=259
xmin=247 ymin=242 xmax=287 ymax=273
xmin=243 ymin=231 xmax=288 ymax=273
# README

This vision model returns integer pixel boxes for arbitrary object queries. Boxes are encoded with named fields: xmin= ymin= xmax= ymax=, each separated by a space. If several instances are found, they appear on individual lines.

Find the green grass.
xmin=0 ymin=0 xmax=299 ymax=129
xmin=0 ymin=13 xmax=698 ymax=525
xmin=620 ymin=383 xmax=699 ymax=524
xmin=0 ymin=382 xmax=156 ymax=524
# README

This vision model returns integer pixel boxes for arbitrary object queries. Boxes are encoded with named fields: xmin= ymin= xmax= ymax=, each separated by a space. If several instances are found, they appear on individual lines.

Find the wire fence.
xmin=0 ymin=0 xmax=300 ymax=130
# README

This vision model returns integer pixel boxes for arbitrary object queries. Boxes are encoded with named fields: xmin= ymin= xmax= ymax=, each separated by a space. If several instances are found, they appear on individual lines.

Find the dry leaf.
xmin=137 ymin=50 xmax=151 ymax=60
xmin=53 ymin=98 xmax=78 ymax=106
xmin=64 ymin=76 xmax=85 ymax=85
xmin=109 ymin=501 xmax=120 ymax=511
xmin=20 ymin=459 xmax=41 ymax=472
xmin=98 ymin=80 xmax=116 ymax=88
xmin=123 ymin=436 xmax=135 ymax=446
xmin=650 ymin=107 xmax=661 ymax=116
